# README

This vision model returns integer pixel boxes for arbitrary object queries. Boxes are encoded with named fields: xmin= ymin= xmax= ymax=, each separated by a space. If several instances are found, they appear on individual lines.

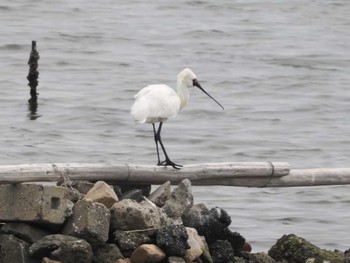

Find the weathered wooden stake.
xmin=27 ymin=41 xmax=40 ymax=119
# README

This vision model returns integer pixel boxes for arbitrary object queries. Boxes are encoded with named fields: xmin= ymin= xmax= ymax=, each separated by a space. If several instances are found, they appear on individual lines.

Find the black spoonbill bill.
xmin=130 ymin=68 xmax=224 ymax=169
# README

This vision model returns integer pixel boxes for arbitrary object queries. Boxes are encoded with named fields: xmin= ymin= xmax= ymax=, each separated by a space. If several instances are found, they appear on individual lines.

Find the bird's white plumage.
xmin=131 ymin=84 xmax=181 ymax=123
xmin=131 ymin=68 xmax=195 ymax=124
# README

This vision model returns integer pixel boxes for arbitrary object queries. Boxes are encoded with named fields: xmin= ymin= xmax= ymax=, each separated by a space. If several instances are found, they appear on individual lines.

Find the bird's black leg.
xmin=155 ymin=122 xmax=182 ymax=170
xmin=152 ymin=123 xmax=161 ymax=165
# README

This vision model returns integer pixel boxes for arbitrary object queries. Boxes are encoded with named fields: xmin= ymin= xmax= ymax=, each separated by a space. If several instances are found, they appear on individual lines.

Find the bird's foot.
xmin=158 ymin=159 xmax=183 ymax=170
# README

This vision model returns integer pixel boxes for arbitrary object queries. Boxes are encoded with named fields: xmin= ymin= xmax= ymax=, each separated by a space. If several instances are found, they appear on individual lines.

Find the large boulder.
xmin=29 ymin=234 xmax=93 ymax=263
xmin=182 ymin=204 xmax=245 ymax=254
xmin=156 ymin=225 xmax=189 ymax=257
xmin=83 ymin=181 xmax=119 ymax=209
xmin=110 ymin=199 xmax=170 ymax=233
xmin=162 ymin=179 xmax=193 ymax=218
xmin=62 ymin=199 xmax=110 ymax=244
xmin=268 ymin=234 xmax=344 ymax=263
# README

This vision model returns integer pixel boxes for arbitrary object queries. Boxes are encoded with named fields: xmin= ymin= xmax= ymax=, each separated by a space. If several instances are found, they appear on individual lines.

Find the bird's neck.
xmin=176 ymin=80 xmax=190 ymax=109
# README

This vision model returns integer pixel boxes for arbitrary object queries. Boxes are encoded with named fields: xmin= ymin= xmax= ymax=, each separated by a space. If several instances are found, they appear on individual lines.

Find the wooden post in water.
xmin=27 ymin=40 xmax=40 ymax=119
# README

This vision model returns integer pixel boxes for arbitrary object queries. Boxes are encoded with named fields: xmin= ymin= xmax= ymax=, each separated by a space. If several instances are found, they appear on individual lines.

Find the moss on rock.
xmin=268 ymin=234 xmax=344 ymax=263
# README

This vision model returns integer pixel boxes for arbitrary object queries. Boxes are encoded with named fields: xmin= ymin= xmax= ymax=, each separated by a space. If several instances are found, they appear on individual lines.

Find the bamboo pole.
xmin=1 ymin=163 xmax=350 ymax=187
xmin=194 ymin=168 xmax=350 ymax=187
xmin=0 ymin=162 xmax=289 ymax=185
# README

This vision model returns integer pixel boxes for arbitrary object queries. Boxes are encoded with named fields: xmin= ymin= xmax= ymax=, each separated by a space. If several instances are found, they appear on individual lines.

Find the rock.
xmin=184 ymin=227 xmax=209 ymax=262
xmin=42 ymin=258 xmax=62 ymax=263
xmin=110 ymin=199 xmax=170 ymax=233
xmin=182 ymin=204 xmax=245 ymax=254
xmin=0 ymin=234 xmax=36 ymax=263
xmin=29 ymin=234 xmax=93 ymax=263
xmin=130 ymin=244 xmax=166 ymax=263
xmin=113 ymin=230 xmax=151 ymax=251
xmin=148 ymin=181 xmax=171 ymax=207
xmin=268 ymin=234 xmax=344 ymax=263
xmin=345 ymin=249 xmax=350 ymax=263
xmin=121 ymin=189 xmax=144 ymax=202
xmin=62 ymin=199 xmax=110 ymax=244
xmin=0 ymin=222 xmax=50 ymax=244
xmin=0 ymin=184 xmax=74 ymax=225
xmin=114 ymin=259 xmax=132 ymax=263
xmin=162 ymin=179 xmax=193 ymax=218
xmin=242 ymin=242 xmax=252 ymax=253
xmin=209 ymin=240 xmax=235 ymax=263
xmin=156 ymin=225 xmax=190 ymax=257
xmin=83 ymin=181 xmax=118 ymax=209
xmin=70 ymin=180 xmax=95 ymax=194
xmin=167 ymin=257 xmax=186 ymax=263
xmin=92 ymin=243 xmax=123 ymax=263
xmin=120 ymin=185 xmax=152 ymax=197
xmin=249 ymin=252 xmax=276 ymax=263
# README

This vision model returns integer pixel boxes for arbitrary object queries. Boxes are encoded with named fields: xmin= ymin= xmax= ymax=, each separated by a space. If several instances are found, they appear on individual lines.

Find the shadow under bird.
xmin=131 ymin=68 xmax=224 ymax=169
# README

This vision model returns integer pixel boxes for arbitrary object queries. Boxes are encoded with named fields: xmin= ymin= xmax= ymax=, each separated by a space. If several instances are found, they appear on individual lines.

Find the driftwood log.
xmin=0 ymin=162 xmax=349 ymax=187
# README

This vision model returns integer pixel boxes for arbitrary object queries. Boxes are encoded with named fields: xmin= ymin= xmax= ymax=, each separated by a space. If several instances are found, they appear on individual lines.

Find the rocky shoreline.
xmin=0 ymin=179 xmax=348 ymax=263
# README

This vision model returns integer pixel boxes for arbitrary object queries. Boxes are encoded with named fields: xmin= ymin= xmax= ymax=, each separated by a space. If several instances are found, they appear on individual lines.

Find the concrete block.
xmin=0 ymin=184 xmax=74 ymax=225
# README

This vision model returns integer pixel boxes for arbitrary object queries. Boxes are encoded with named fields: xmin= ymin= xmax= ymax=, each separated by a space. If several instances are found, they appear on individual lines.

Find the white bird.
xmin=131 ymin=68 xmax=224 ymax=169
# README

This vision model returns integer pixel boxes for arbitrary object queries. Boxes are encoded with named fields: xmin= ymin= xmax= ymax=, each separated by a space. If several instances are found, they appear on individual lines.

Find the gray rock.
xmin=184 ymin=227 xmax=212 ymax=263
xmin=148 ymin=181 xmax=171 ymax=207
xmin=110 ymin=199 xmax=170 ymax=233
xmin=70 ymin=180 xmax=95 ymax=194
xmin=62 ymin=199 xmax=110 ymax=244
xmin=92 ymin=243 xmax=124 ymax=263
xmin=113 ymin=230 xmax=151 ymax=251
xmin=0 ymin=184 xmax=74 ymax=226
xmin=249 ymin=252 xmax=276 ymax=263
xmin=209 ymin=240 xmax=235 ymax=263
xmin=83 ymin=181 xmax=119 ymax=209
xmin=167 ymin=256 xmax=186 ymax=263
xmin=156 ymin=225 xmax=190 ymax=257
xmin=0 ymin=234 xmax=37 ymax=263
xmin=182 ymin=204 xmax=245 ymax=255
xmin=130 ymin=244 xmax=166 ymax=263
xmin=29 ymin=234 xmax=93 ymax=263
xmin=268 ymin=234 xmax=344 ymax=263
xmin=0 ymin=222 xmax=50 ymax=244
xmin=162 ymin=179 xmax=193 ymax=218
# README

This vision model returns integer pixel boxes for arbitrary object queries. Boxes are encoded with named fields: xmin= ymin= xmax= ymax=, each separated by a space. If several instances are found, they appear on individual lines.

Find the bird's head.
xmin=177 ymin=68 xmax=224 ymax=110
xmin=177 ymin=68 xmax=197 ymax=88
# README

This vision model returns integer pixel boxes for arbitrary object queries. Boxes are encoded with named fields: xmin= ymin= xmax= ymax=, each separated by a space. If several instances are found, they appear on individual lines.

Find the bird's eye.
xmin=192 ymin=79 xmax=198 ymax=86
